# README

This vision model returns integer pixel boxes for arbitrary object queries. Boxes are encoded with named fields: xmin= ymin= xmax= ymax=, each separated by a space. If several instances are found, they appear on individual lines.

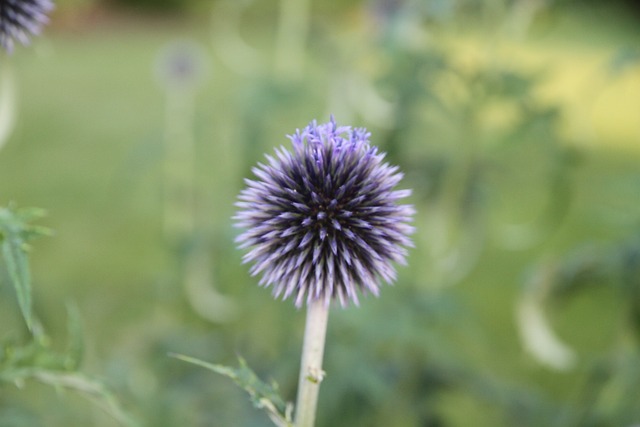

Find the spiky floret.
xmin=0 ymin=0 xmax=53 ymax=53
xmin=235 ymin=117 xmax=414 ymax=307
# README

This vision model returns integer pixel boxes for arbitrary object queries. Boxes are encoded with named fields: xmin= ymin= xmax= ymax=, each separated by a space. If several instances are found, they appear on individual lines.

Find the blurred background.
xmin=1 ymin=0 xmax=640 ymax=426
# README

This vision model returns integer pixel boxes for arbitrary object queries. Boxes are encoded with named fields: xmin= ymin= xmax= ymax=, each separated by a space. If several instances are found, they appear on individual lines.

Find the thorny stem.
xmin=294 ymin=299 xmax=330 ymax=427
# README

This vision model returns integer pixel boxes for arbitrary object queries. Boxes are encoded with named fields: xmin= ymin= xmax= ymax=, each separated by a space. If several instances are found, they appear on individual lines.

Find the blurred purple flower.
xmin=0 ymin=0 xmax=53 ymax=53
xmin=235 ymin=117 xmax=414 ymax=307
xmin=154 ymin=41 xmax=209 ymax=89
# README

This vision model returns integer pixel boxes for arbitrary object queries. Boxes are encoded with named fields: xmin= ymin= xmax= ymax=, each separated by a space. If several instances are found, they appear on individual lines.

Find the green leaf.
xmin=0 ymin=330 xmax=134 ymax=427
xmin=171 ymin=353 xmax=294 ymax=427
xmin=1 ymin=327 xmax=68 ymax=374
xmin=0 ymin=205 xmax=50 ymax=332
xmin=64 ymin=302 xmax=84 ymax=371
xmin=0 ymin=368 xmax=138 ymax=427
xmin=1 ymin=232 xmax=32 ymax=331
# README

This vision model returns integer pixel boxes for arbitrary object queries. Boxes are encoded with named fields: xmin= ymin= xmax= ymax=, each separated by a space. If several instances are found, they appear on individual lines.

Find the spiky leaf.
xmin=171 ymin=353 xmax=293 ymax=427
xmin=0 ymin=206 xmax=50 ymax=331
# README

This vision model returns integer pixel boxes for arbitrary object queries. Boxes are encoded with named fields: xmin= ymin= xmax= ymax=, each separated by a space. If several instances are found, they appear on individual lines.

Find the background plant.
xmin=0 ymin=5 xmax=135 ymax=424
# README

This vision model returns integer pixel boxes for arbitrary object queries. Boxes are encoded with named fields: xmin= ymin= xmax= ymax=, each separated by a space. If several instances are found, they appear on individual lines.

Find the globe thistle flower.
xmin=235 ymin=117 xmax=414 ymax=307
xmin=154 ymin=41 xmax=209 ymax=90
xmin=0 ymin=0 xmax=54 ymax=53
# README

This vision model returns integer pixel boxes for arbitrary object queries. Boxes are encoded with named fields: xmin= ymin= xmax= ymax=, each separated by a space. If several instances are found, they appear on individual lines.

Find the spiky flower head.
xmin=0 ymin=0 xmax=54 ymax=53
xmin=235 ymin=117 xmax=414 ymax=307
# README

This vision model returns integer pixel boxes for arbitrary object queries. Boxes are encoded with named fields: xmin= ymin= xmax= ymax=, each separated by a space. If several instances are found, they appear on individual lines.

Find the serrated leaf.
xmin=171 ymin=353 xmax=293 ymax=427
xmin=1 ymin=232 xmax=32 ymax=331
xmin=0 ymin=205 xmax=50 ymax=332
xmin=0 ymin=329 xmax=66 ymax=373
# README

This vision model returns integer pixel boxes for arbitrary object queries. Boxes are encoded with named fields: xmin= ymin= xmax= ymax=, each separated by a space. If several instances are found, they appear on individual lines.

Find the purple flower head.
xmin=154 ymin=41 xmax=209 ymax=89
xmin=0 ymin=0 xmax=54 ymax=53
xmin=234 ymin=117 xmax=415 ymax=307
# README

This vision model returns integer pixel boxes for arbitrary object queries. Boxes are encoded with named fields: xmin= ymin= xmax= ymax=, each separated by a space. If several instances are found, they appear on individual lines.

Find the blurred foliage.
xmin=520 ymin=234 xmax=640 ymax=424
xmin=172 ymin=354 xmax=294 ymax=427
xmin=0 ymin=313 xmax=135 ymax=427
xmin=106 ymin=0 xmax=196 ymax=12
xmin=0 ymin=0 xmax=639 ymax=426
xmin=0 ymin=209 xmax=136 ymax=426
xmin=0 ymin=206 xmax=50 ymax=331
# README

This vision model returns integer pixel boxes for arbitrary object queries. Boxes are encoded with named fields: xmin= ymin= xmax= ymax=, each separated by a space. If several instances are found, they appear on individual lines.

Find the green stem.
xmin=294 ymin=299 xmax=330 ymax=427
xmin=0 ymin=59 xmax=16 ymax=152
xmin=163 ymin=85 xmax=196 ymax=242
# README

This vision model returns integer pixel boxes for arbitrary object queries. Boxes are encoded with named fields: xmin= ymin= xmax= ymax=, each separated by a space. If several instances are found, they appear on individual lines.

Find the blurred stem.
xmin=275 ymin=0 xmax=310 ymax=79
xmin=163 ymin=86 xmax=196 ymax=242
xmin=294 ymin=299 xmax=329 ymax=427
xmin=0 ymin=60 xmax=16 ymax=152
